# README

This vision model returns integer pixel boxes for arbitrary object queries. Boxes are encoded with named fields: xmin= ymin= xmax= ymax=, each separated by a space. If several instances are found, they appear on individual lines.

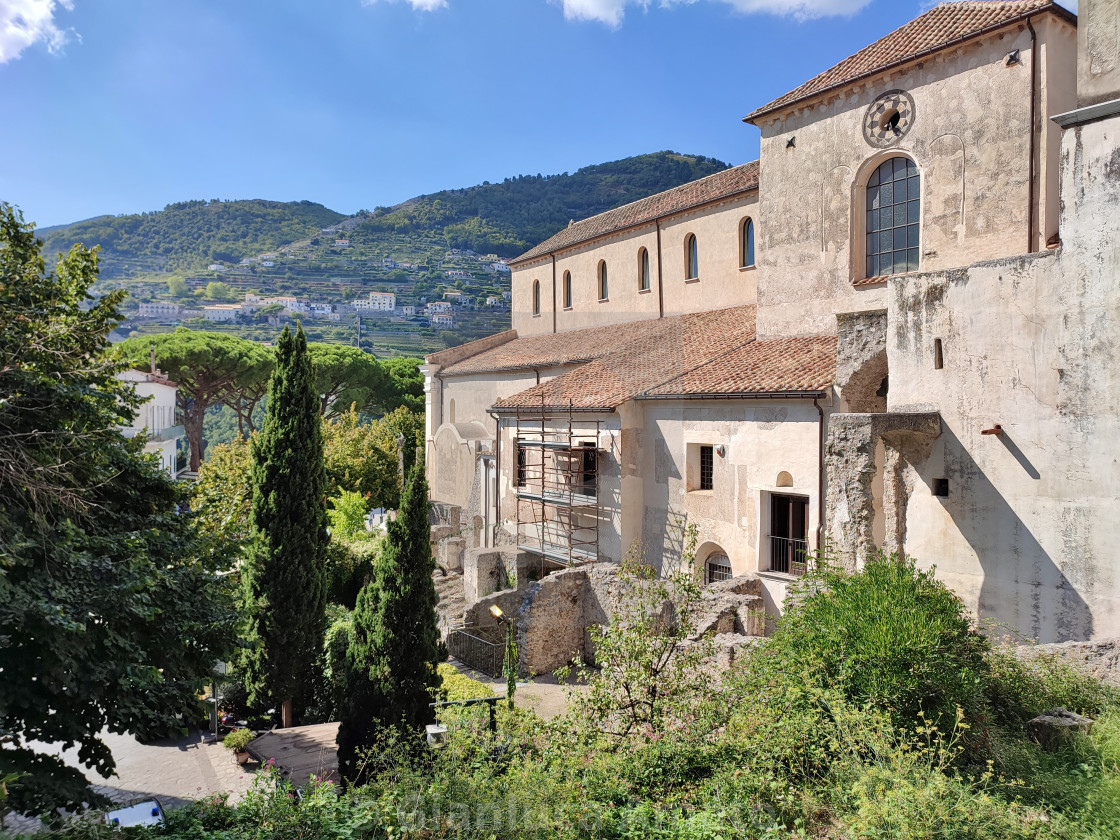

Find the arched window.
xmin=740 ymin=218 xmax=755 ymax=268
xmin=532 ymin=280 xmax=540 ymax=315
xmin=638 ymin=247 xmax=650 ymax=291
xmin=685 ymin=234 xmax=699 ymax=280
xmin=563 ymin=271 xmax=572 ymax=308
xmin=705 ymin=552 xmax=732 ymax=584
xmin=866 ymin=156 xmax=920 ymax=278
xmin=598 ymin=260 xmax=608 ymax=300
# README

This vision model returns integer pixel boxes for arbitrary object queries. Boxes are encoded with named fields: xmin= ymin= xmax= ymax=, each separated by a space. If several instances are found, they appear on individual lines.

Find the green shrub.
xmin=985 ymin=645 xmax=1118 ymax=726
xmin=437 ymin=662 xmax=495 ymax=701
xmin=767 ymin=552 xmax=990 ymax=728
xmin=324 ymin=533 xmax=383 ymax=609
xmin=222 ymin=728 xmax=255 ymax=752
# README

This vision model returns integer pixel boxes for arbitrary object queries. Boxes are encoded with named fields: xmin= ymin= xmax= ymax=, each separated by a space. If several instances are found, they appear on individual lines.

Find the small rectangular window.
xmin=933 ymin=478 xmax=949 ymax=497
xmin=515 ymin=445 xmax=527 ymax=487
xmin=699 ymin=446 xmax=714 ymax=491
xmin=934 ymin=338 xmax=944 ymax=369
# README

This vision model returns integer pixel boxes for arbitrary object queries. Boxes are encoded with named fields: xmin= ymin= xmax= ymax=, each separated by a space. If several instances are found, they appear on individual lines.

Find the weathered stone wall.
xmin=834 ymin=310 xmax=888 ymax=412
xmin=882 ymin=111 xmax=1120 ymax=641
xmin=753 ymin=15 xmax=1077 ymax=339
xmin=1016 ymin=639 xmax=1120 ymax=687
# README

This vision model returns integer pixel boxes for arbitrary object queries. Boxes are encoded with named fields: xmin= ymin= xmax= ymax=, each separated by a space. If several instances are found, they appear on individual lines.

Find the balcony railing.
xmin=770 ymin=536 xmax=809 ymax=576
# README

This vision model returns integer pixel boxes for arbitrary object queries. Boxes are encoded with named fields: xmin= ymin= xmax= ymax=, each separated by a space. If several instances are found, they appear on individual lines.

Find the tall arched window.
xmin=563 ymin=270 xmax=572 ymax=308
xmin=532 ymin=279 xmax=540 ymax=315
xmin=638 ymin=247 xmax=650 ymax=291
xmin=866 ymin=157 xmax=920 ymax=278
xmin=740 ymin=218 xmax=755 ymax=268
xmin=685 ymin=234 xmax=699 ymax=280
xmin=598 ymin=260 xmax=608 ymax=300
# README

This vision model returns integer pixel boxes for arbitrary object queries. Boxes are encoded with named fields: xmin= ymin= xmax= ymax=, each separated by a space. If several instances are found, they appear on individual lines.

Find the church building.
xmin=424 ymin=0 xmax=1120 ymax=644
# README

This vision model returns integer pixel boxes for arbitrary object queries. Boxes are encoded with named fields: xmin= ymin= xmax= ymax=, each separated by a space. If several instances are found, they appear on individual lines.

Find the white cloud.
xmin=362 ymin=0 xmax=448 ymax=11
xmin=0 ymin=0 xmax=76 ymax=63
xmin=556 ymin=0 xmax=871 ymax=28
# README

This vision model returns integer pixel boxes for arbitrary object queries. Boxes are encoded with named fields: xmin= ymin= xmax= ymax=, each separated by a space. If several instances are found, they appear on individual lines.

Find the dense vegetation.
xmin=38 ymin=199 xmax=345 ymax=277
xmin=0 ymin=204 xmax=238 ymax=815
xmin=28 ymin=553 xmax=1120 ymax=839
xmin=362 ymin=151 xmax=729 ymax=257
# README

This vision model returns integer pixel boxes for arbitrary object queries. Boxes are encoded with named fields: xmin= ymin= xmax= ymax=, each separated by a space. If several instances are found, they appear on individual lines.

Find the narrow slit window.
xmin=741 ymin=218 xmax=755 ymax=268
xmin=934 ymin=338 xmax=944 ymax=369
xmin=515 ymin=445 xmax=527 ymax=487
xmin=563 ymin=271 xmax=572 ymax=308
xmin=686 ymin=234 xmax=699 ymax=280
xmin=638 ymin=248 xmax=650 ymax=291
xmin=598 ymin=261 xmax=609 ymax=300
xmin=532 ymin=280 xmax=540 ymax=316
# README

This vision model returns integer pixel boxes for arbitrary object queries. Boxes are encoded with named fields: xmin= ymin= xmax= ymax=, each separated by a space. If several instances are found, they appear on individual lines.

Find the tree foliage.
xmin=241 ymin=326 xmax=329 ymax=726
xmin=309 ymin=343 xmax=385 ymax=418
xmin=0 ymin=204 xmax=238 ymax=814
xmin=118 ymin=330 xmax=274 ymax=469
xmin=337 ymin=453 xmax=440 ymax=785
xmin=378 ymin=356 xmax=424 ymax=414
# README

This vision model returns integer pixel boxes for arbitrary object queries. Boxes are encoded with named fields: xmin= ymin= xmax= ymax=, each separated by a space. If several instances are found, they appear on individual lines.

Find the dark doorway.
xmin=770 ymin=494 xmax=809 ymax=575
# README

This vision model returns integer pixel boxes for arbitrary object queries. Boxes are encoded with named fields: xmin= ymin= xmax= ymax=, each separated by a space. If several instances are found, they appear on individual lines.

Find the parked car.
xmin=104 ymin=798 xmax=165 ymax=828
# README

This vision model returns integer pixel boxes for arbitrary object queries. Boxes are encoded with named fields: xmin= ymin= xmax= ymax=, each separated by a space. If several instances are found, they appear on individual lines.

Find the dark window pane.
xmin=907 ymin=225 xmax=919 ymax=247
xmin=908 ymin=200 xmax=920 ymax=223
xmin=894 ymin=228 xmax=908 ymax=250
xmin=868 ymin=168 xmax=880 ymax=187
xmin=894 ymin=204 xmax=907 ymax=227
xmin=866 ymin=233 xmax=874 ymax=255
xmin=908 ymin=176 xmax=920 ymax=200
xmin=880 ymin=252 xmax=893 ymax=275
xmin=869 ymin=209 xmax=879 ymax=230
xmin=700 ymin=446 xmax=713 ymax=490
xmin=867 ymin=186 xmax=879 ymax=210
xmin=867 ymin=255 xmax=878 ymax=277
xmin=907 ymin=248 xmax=919 ymax=271
xmin=881 ymin=181 xmax=894 ymax=205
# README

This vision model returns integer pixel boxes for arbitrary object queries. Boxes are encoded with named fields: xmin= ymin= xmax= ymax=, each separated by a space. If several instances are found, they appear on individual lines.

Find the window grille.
xmin=866 ymin=157 xmax=920 ymax=278
xmin=515 ymin=445 xmax=526 ymax=487
xmin=700 ymin=445 xmax=714 ymax=490
xmin=705 ymin=553 xmax=732 ymax=584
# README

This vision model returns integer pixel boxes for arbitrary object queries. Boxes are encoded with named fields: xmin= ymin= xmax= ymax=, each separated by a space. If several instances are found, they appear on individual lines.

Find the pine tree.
xmin=337 ymin=451 xmax=440 ymax=785
xmin=242 ymin=325 xmax=328 ymax=728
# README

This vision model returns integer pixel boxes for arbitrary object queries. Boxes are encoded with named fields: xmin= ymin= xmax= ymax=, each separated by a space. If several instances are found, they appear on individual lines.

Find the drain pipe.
xmin=814 ymin=396 xmax=826 ymax=553
xmin=1026 ymin=16 xmax=1039 ymax=253
xmin=488 ymin=409 xmax=501 ymax=537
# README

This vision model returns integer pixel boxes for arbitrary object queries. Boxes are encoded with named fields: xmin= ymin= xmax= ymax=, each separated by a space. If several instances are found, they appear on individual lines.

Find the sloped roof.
xmin=511 ymin=162 xmax=760 ymax=265
xmin=744 ymin=1 xmax=1072 ymax=123
xmin=476 ymin=306 xmax=835 ymax=412
xmin=640 ymin=335 xmax=837 ymax=398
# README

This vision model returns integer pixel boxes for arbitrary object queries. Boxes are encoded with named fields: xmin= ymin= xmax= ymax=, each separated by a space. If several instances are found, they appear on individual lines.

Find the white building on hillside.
xmin=369 ymin=291 xmax=396 ymax=311
xmin=138 ymin=302 xmax=182 ymax=317
xmin=118 ymin=368 xmax=184 ymax=477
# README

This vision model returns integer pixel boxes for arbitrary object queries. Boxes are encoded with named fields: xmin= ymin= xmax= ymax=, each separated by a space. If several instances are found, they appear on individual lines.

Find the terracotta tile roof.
xmin=511 ymin=162 xmax=760 ymax=265
xmin=437 ymin=316 xmax=674 ymax=376
xmin=640 ymin=335 xmax=837 ymax=398
xmin=744 ymin=1 xmax=1071 ymax=123
xmin=470 ymin=306 xmax=835 ymax=411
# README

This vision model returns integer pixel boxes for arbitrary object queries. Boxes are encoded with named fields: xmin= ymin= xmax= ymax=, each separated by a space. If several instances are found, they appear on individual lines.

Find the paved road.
xmin=4 ymin=730 xmax=257 ymax=835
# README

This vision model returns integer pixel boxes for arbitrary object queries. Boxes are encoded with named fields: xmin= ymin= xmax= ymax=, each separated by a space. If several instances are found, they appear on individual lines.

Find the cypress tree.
xmin=338 ymin=450 xmax=440 ymax=785
xmin=242 ymin=325 xmax=328 ymax=728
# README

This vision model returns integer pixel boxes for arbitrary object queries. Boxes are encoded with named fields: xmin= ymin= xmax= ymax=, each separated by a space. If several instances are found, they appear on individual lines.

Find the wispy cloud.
xmin=362 ymin=0 xmax=448 ymax=11
xmin=0 ymin=0 xmax=77 ymax=63
xmin=556 ymin=0 xmax=872 ymax=28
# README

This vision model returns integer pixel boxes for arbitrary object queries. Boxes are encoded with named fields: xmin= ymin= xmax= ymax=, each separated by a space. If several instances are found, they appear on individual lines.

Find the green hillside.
xmin=361 ymin=151 xmax=729 ymax=258
xmin=38 ymin=199 xmax=347 ymax=278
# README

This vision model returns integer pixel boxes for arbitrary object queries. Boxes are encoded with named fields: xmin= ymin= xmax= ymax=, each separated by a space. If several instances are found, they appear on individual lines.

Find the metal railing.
xmin=447 ymin=627 xmax=504 ymax=677
xmin=770 ymin=536 xmax=809 ymax=576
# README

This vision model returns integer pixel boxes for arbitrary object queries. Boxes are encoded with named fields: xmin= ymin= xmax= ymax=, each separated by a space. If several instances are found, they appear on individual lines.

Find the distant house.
xmin=368 ymin=291 xmax=396 ymax=311
xmin=485 ymin=296 xmax=500 ymax=307
xmin=203 ymin=304 xmax=241 ymax=322
xmin=138 ymin=302 xmax=182 ymax=317
xmin=334 ymin=239 xmax=351 ymax=248
xmin=502 ymin=290 xmax=512 ymax=301
xmin=427 ymin=301 xmax=452 ymax=315
xmin=443 ymin=290 xmax=466 ymax=302
xmin=402 ymin=305 xmax=417 ymax=316
xmin=262 ymin=260 xmax=275 ymax=267
xmin=117 ymin=368 xmax=184 ymax=477
xmin=208 ymin=264 xmax=226 ymax=272
xmin=446 ymin=269 xmax=470 ymax=279
xmin=430 ymin=313 xmax=454 ymax=328
xmin=491 ymin=262 xmax=511 ymax=274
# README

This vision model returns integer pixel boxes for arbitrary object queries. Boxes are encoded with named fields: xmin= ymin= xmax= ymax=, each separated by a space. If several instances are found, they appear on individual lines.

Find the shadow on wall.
xmin=938 ymin=425 xmax=1092 ymax=643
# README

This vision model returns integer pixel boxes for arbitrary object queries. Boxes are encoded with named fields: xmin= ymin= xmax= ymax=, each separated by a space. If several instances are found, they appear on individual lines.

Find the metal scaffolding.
xmin=514 ymin=397 xmax=602 ymax=570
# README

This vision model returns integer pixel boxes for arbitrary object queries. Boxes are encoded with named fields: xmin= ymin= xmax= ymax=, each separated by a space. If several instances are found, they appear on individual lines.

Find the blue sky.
xmin=1 ymin=0 xmax=1078 ymax=227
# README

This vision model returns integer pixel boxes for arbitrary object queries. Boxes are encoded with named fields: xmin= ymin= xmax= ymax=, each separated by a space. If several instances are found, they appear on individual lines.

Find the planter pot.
xmin=235 ymin=750 xmax=250 ymax=765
